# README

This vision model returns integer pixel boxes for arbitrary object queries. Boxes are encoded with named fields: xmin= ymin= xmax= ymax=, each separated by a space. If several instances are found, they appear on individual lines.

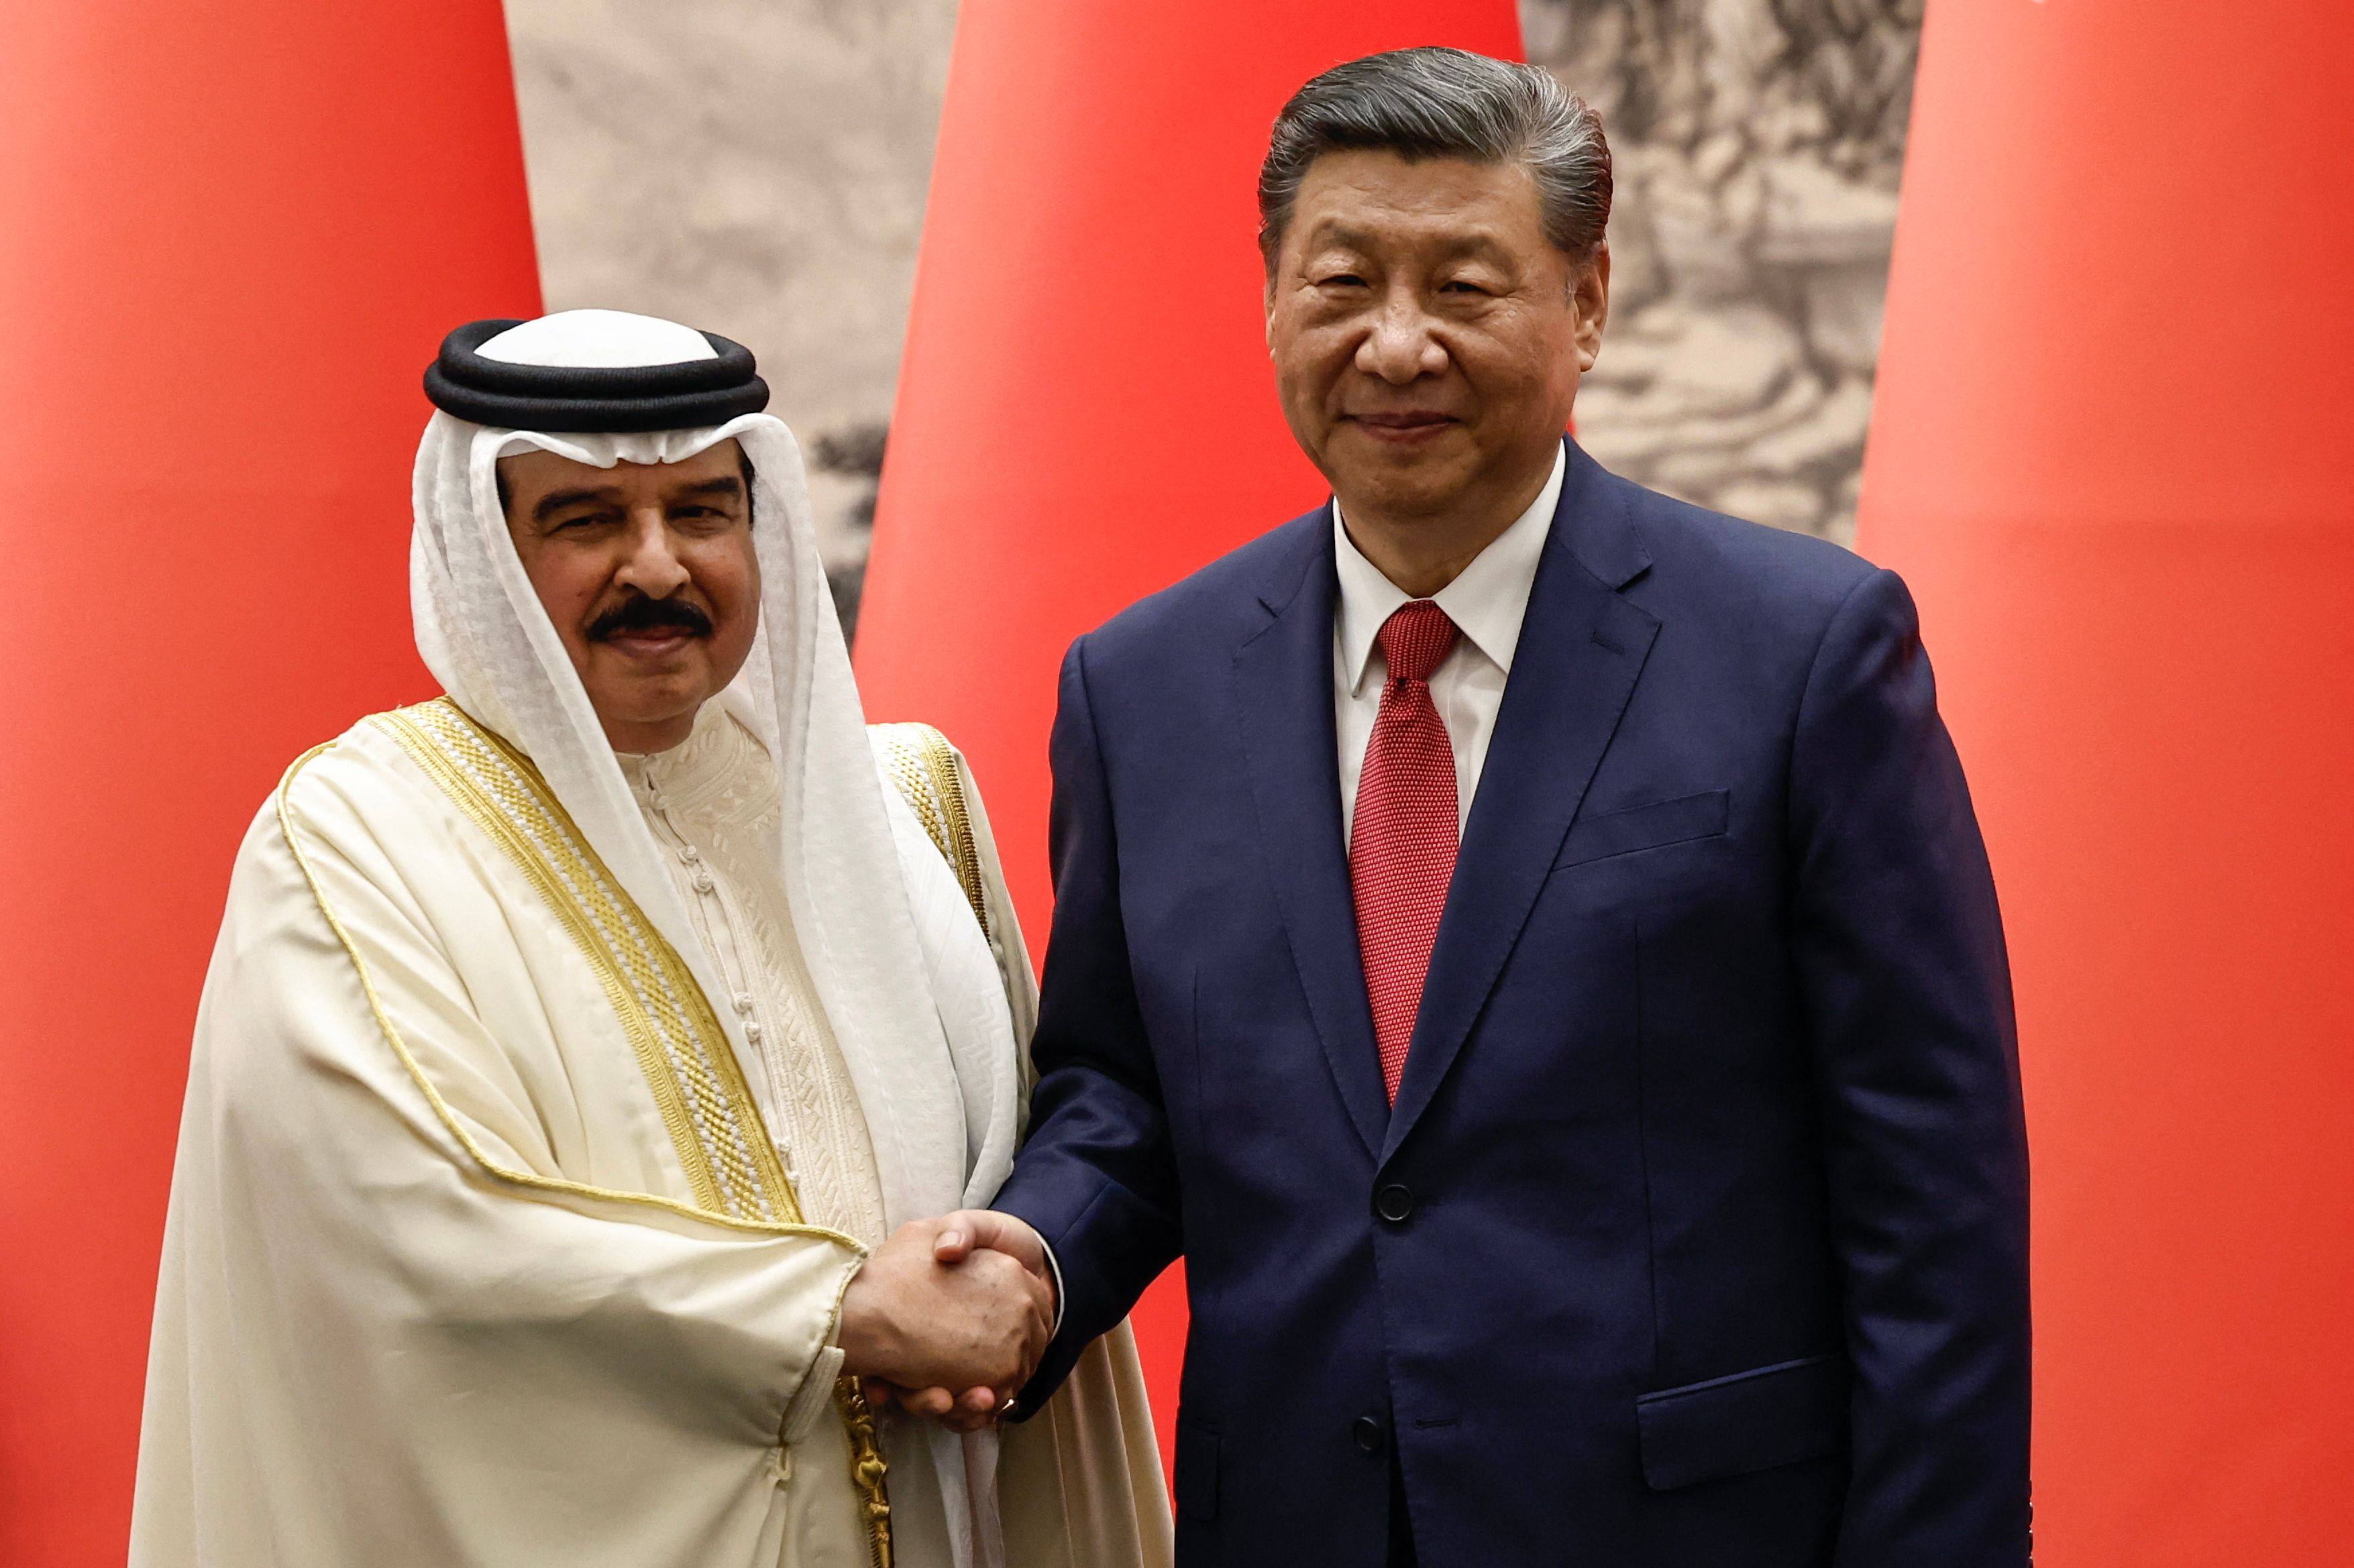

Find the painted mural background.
xmin=504 ymin=0 xmax=1919 ymax=632
xmin=1523 ymin=0 xmax=1917 ymax=545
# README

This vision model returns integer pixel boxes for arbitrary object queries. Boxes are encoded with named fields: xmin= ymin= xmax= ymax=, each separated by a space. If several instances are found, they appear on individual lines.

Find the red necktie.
xmin=1350 ymin=599 xmax=1461 ymax=1104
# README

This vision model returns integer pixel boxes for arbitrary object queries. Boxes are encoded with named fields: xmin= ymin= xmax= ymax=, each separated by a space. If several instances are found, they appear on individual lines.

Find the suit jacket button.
xmin=1375 ymin=1183 xmax=1415 ymax=1224
xmin=1352 ymin=1414 xmax=1386 ymax=1454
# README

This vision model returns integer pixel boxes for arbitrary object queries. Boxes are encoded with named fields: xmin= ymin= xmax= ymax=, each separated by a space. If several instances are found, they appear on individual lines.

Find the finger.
xmin=909 ymin=1386 xmax=959 ymax=1419
xmin=957 ymin=1386 xmax=998 ymax=1416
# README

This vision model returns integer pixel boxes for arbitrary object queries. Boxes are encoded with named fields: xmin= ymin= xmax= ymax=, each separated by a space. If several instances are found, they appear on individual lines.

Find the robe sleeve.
xmin=949 ymin=747 xmax=1177 ymax=1568
xmin=133 ymin=748 xmax=867 ymax=1565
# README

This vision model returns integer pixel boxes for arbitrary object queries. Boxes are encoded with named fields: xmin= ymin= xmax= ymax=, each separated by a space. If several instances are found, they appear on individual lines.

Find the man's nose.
xmin=612 ymin=510 xmax=692 ymax=596
xmin=1355 ymin=292 xmax=1447 ymax=384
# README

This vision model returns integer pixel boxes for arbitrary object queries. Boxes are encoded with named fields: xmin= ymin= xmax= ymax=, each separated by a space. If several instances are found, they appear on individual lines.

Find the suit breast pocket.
xmin=1554 ymin=789 xmax=1730 ymax=872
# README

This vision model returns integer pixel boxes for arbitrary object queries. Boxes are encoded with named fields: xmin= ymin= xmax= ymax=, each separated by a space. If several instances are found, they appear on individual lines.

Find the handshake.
xmin=835 ymin=1209 xmax=1057 ymax=1433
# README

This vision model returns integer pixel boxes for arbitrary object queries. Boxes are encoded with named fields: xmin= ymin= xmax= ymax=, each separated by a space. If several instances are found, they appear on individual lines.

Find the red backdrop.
xmin=16 ymin=1 xmax=2347 ymax=1559
xmin=855 ymin=0 xmax=1525 ymax=1470
xmin=1858 ymin=2 xmax=2354 ymax=1563
xmin=0 ymin=3 xmax=539 ymax=1560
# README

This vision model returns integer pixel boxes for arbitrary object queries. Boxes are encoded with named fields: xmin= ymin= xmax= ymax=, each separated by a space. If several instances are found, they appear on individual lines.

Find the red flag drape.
xmin=1858 ymin=3 xmax=2354 ymax=1561
xmin=855 ymin=1 xmax=1525 ymax=1471
xmin=0 ymin=3 xmax=539 ymax=1559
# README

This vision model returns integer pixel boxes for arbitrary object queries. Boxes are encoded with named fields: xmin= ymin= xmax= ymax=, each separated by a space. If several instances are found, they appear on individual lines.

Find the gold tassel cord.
xmin=835 ymin=1378 xmax=894 ymax=1568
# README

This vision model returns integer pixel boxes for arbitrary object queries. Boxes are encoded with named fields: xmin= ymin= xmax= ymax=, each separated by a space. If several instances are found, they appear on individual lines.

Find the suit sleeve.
xmin=1786 ymin=569 xmax=2032 ymax=1567
xmin=992 ymin=636 xmax=1185 ymax=1408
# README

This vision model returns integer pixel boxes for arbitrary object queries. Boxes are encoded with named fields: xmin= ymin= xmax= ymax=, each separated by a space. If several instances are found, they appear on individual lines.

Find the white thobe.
xmin=130 ymin=707 xmax=1171 ymax=1568
xmin=621 ymin=702 xmax=958 ymax=1561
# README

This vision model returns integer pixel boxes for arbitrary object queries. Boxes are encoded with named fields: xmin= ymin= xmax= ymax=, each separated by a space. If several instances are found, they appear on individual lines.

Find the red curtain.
xmin=1858 ymin=3 xmax=2354 ymax=1561
xmin=0 ymin=3 xmax=539 ymax=1559
xmin=855 ymin=1 xmax=1526 ymax=1471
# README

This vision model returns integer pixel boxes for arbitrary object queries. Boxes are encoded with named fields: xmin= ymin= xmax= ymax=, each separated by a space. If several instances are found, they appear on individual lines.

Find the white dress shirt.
xmin=1334 ymin=443 xmax=1566 ymax=846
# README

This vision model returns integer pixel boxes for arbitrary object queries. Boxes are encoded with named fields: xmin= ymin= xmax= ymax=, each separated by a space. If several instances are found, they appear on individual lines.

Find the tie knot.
xmin=1377 ymin=600 xmax=1458 ymax=685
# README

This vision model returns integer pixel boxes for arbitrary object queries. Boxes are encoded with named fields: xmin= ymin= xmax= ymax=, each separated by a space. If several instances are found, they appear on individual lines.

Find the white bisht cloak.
xmin=131 ymin=337 xmax=1169 ymax=1568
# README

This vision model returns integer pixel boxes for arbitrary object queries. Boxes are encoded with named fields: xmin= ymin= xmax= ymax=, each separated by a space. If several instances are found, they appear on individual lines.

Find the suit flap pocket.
xmin=1556 ymin=789 xmax=1729 ymax=870
xmin=1636 ymin=1353 xmax=1847 ymax=1492
xmin=1175 ymin=1424 xmax=1220 ymax=1520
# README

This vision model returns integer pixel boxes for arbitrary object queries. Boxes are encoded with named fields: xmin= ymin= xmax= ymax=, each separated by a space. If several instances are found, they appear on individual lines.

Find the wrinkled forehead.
xmin=1287 ymin=149 xmax=1549 ymax=259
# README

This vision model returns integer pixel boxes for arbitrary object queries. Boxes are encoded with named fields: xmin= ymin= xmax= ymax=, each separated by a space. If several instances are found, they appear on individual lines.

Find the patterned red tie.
xmin=1350 ymin=599 xmax=1462 ymax=1104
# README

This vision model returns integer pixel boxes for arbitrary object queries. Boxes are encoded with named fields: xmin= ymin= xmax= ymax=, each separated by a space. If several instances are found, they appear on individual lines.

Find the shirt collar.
xmin=615 ymin=698 xmax=759 ymax=816
xmin=1333 ymin=441 xmax=1566 ymax=696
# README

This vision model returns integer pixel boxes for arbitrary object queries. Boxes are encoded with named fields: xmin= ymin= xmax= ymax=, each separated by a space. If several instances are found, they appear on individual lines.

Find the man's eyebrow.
xmin=1435 ymin=231 xmax=1514 ymax=264
xmin=1301 ymin=222 xmax=1515 ymax=265
xmin=1307 ymin=222 xmax=1378 ymax=254
xmin=670 ymin=475 xmax=744 ymax=502
xmin=531 ymin=485 xmax=625 ymax=523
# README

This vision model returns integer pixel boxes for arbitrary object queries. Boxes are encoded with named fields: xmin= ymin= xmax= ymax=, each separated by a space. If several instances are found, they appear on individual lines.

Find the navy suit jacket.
xmin=994 ymin=441 xmax=2030 ymax=1567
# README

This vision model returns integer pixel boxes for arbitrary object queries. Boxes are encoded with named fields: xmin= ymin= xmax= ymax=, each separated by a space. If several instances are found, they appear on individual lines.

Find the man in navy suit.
xmin=937 ymin=46 xmax=2029 ymax=1567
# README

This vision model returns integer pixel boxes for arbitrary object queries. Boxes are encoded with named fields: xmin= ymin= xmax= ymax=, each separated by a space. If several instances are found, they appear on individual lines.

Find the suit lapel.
xmin=1232 ymin=513 xmax=1389 ymax=1158
xmin=1383 ymin=449 xmax=1661 ymax=1160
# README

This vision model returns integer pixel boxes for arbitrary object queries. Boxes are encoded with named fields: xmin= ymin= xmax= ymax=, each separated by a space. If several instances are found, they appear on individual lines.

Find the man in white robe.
xmin=131 ymin=309 xmax=1169 ymax=1568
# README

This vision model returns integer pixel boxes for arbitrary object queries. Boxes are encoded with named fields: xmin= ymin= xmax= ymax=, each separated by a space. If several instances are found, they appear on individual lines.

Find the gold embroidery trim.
xmin=371 ymin=699 xmax=798 ymax=1225
xmin=270 ymin=738 xmax=857 ymax=1245
xmin=872 ymin=722 xmax=989 ymax=938
xmin=350 ymin=703 xmax=893 ymax=1565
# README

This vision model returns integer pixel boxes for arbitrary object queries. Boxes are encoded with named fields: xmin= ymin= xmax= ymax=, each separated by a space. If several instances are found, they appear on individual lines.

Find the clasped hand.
xmin=836 ymin=1210 xmax=1055 ymax=1434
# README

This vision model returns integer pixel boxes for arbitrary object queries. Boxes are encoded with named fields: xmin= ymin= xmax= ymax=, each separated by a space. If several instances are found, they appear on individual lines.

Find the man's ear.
xmin=1572 ymin=243 xmax=1611 ymax=372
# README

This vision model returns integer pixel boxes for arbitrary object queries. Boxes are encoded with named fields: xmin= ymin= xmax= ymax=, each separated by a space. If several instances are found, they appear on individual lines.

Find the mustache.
xmin=586 ymin=594 xmax=714 ymax=641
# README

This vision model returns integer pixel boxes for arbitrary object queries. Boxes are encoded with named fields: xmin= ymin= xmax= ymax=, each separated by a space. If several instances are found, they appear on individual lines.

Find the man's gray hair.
xmin=1258 ymin=47 xmax=1611 ymax=272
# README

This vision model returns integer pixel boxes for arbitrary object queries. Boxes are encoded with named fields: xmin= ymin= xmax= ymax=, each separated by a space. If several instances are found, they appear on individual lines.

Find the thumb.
xmin=930 ymin=1209 xmax=982 ymax=1263
xmin=932 ymin=1209 xmax=1047 ymax=1273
